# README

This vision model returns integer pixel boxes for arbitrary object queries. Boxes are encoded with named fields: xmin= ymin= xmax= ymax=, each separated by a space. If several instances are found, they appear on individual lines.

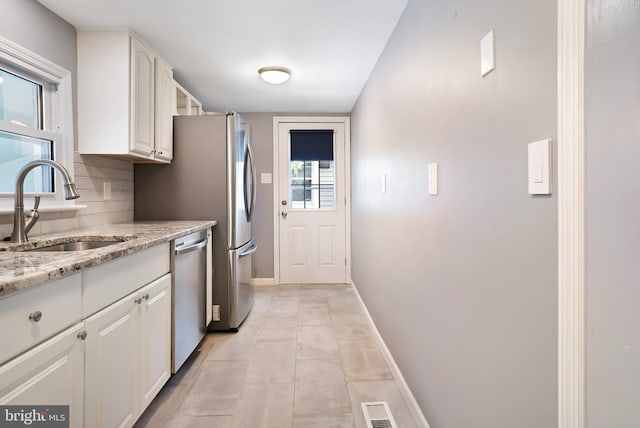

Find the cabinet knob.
xmin=142 ymin=293 xmax=150 ymax=300
xmin=135 ymin=297 xmax=143 ymax=304
xmin=157 ymin=151 xmax=163 ymax=156
xmin=77 ymin=331 xmax=87 ymax=340
xmin=28 ymin=311 xmax=42 ymax=323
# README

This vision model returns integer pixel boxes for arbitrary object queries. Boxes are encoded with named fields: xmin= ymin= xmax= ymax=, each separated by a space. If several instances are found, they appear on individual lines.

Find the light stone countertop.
xmin=0 ymin=220 xmax=216 ymax=299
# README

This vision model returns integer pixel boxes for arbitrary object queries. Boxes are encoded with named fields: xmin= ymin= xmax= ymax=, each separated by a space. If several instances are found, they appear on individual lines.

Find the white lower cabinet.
xmin=0 ymin=243 xmax=173 ymax=428
xmin=84 ymin=273 xmax=171 ymax=428
xmin=138 ymin=275 xmax=172 ymax=410
xmin=84 ymin=291 xmax=138 ymax=428
xmin=0 ymin=323 xmax=85 ymax=428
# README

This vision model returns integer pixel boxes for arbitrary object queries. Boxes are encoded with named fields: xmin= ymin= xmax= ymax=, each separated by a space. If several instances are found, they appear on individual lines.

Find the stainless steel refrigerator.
xmin=134 ymin=112 xmax=257 ymax=330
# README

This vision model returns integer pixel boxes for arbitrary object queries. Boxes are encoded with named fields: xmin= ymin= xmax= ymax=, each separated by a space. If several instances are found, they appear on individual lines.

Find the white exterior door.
xmin=277 ymin=120 xmax=348 ymax=284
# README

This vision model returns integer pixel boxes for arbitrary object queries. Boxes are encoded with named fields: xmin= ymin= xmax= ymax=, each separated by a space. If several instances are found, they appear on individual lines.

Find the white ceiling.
xmin=37 ymin=0 xmax=408 ymax=113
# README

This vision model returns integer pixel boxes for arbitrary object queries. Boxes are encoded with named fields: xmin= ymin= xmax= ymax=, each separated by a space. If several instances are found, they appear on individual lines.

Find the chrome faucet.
xmin=11 ymin=160 xmax=80 ymax=244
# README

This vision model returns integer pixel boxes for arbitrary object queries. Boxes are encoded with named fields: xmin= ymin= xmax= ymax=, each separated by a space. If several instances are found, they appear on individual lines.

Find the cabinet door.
xmin=0 ymin=323 xmax=84 ymax=428
xmin=130 ymin=36 xmax=155 ymax=157
xmin=138 ymin=274 xmax=171 ymax=410
xmin=154 ymin=58 xmax=175 ymax=161
xmin=85 ymin=295 xmax=138 ymax=428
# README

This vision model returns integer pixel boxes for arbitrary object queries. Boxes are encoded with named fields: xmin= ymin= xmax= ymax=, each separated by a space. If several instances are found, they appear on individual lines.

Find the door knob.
xmin=281 ymin=211 xmax=288 ymax=218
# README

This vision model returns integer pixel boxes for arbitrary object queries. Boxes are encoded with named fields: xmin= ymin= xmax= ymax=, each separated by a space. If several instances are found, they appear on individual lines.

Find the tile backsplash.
xmin=0 ymin=152 xmax=134 ymax=238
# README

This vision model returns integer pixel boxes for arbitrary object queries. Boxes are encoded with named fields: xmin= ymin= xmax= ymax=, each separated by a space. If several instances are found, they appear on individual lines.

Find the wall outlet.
xmin=103 ymin=181 xmax=112 ymax=200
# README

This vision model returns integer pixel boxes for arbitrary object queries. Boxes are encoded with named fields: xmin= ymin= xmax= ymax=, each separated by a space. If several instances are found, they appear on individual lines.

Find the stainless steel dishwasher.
xmin=171 ymin=229 xmax=209 ymax=373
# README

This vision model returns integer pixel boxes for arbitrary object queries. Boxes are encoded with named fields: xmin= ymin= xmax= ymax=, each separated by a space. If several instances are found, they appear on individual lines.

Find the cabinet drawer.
xmin=82 ymin=243 xmax=170 ymax=317
xmin=0 ymin=273 xmax=82 ymax=364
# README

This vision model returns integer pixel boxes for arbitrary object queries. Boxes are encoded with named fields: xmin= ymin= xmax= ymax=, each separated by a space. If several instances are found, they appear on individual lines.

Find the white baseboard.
xmin=251 ymin=277 xmax=276 ymax=286
xmin=350 ymin=280 xmax=431 ymax=428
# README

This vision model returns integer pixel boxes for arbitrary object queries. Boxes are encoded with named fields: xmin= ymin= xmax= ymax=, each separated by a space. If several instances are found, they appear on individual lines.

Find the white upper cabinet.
xmin=130 ymin=36 xmax=155 ymax=157
xmin=154 ymin=58 xmax=175 ymax=161
xmin=77 ymin=31 xmax=173 ymax=163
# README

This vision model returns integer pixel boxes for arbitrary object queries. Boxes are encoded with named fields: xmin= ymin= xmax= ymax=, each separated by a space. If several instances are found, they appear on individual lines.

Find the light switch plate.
xmin=481 ymin=30 xmax=495 ymax=77
xmin=381 ymin=174 xmax=387 ymax=193
xmin=428 ymin=163 xmax=438 ymax=195
xmin=103 ymin=181 xmax=111 ymax=200
xmin=528 ymin=139 xmax=552 ymax=194
xmin=260 ymin=173 xmax=272 ymax=184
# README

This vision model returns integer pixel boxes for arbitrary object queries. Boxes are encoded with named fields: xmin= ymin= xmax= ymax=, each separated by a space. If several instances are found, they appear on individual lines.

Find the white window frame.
xmin=0 ymin=35 xmax=78 ymax=214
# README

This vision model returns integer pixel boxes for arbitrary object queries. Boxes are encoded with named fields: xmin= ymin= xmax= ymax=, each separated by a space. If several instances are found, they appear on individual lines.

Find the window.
xmin=0 ymin=68 xmax=55 ymax=193
xmin=0 ymin=35 xmax=74 ymax=210
xmin=289 ymin=130 xmax=335 ymax=210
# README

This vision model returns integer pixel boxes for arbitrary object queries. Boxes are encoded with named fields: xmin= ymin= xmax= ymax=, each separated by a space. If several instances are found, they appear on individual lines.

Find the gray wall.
xmin=0 ymin=0 xmax=76 ymax=84
xmin=585 ymin=1 xmax=640 ymax=426
xmin=350 ymin=1 xmax=557 ymax=427
xmin=0 ymin=0 xmax=134 ymax=237
xmin=240 ymin=112 xmax=348 ymax=279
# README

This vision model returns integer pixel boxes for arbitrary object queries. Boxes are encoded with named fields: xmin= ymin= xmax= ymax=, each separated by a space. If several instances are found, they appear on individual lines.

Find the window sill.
xmin=0 ymin=204 xmax=87 ymax=215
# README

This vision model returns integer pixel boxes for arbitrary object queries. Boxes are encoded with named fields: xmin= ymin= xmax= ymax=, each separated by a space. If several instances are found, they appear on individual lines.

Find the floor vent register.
xmin=361 ymin=401 xmax=398 ymax=428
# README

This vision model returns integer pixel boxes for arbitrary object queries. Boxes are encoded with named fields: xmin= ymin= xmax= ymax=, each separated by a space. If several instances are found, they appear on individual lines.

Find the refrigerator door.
xmin=227 ymin=113 xmax=254 ymax=250
xmin=228 ymin=238 xmax=257 ymax=329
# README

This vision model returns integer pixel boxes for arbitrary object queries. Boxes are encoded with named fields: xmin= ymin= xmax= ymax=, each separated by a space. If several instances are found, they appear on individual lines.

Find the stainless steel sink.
xmin=26 ymin=240 xmax=123 ymax=252
xmin=1 ymin=236 xmax=137 ymax=252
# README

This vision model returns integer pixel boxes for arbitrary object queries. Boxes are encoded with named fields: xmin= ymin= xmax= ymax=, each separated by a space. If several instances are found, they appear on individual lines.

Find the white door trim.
xmin=272 ymin=116 xmax=351 ymax=285
xmin=558 ymin=0 xmax=586 ymax=427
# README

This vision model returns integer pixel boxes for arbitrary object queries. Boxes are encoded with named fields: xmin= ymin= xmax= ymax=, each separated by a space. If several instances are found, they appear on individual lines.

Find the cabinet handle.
xmin=77 ymin=331 xmax=87 ymax=340
xmin=135 ymin=297 xmax=143 ymax=304
xmin=142 ymin=293 xmax=150 ymax=300
xmin=28 ymin=311 xmax=42 ymax=323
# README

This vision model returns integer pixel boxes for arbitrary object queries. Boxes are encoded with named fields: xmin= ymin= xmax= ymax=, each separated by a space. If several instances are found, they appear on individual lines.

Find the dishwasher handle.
xmin=175 ymin=238 xmax=208 ymax=256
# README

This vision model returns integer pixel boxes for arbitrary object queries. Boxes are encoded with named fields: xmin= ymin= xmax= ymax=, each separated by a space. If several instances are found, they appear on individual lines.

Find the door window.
xmin=289 ymin=130 xmax=334 ymax=210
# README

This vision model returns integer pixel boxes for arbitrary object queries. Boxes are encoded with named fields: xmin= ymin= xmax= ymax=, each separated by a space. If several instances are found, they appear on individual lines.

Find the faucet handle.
xmin=24 ymin=196 xmax=41 ymax=237
xmin=32 ymin=195 xmax=41 ymax=212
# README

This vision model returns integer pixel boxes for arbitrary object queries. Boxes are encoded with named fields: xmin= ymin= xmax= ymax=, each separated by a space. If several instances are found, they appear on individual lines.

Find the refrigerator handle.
xmin=244 ymin=142 xmax=257 ymax=223
xmin=239 ymin=241 xmax=258 ymax=258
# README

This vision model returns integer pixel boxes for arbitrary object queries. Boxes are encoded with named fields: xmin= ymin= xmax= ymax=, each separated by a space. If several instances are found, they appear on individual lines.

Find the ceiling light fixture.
xmin=258 ymin=66 xmax=291 ymax=84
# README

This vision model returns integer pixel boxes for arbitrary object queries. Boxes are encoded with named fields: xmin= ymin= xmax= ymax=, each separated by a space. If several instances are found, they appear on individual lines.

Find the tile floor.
xmin=134 ymin=284 xmax=418 ymax=428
